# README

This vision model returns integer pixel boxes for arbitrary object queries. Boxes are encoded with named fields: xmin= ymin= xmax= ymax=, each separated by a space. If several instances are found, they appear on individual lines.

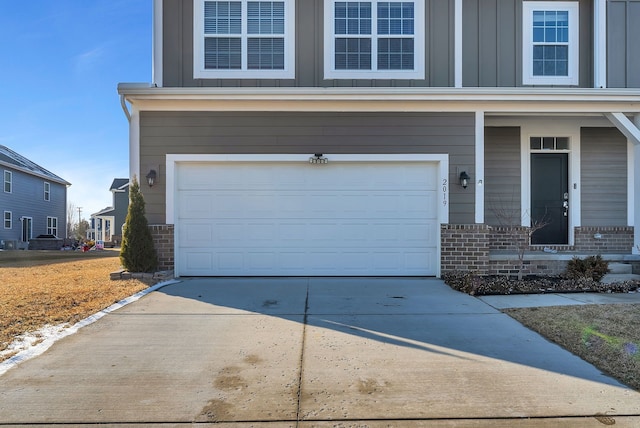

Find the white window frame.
xmin=3 ymin=211 xmax=11 ymax=229
xmin=4 ymin=170 xmax=11 ymax=193
xmin=193 ymin=0 xmax=296 ymax=79
xmin=44 ymin=182 xmax=50 ymax=201
xmin=324 ymin=0 xmax=425 ymax=80
xmin=47 ymin=216 xmax=58 ymax=236
xmin=522 ymin=1 xmax=579 ymax=86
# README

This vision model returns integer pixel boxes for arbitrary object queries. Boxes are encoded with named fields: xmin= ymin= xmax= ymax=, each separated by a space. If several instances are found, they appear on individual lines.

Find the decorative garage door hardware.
xmin=308 ymin=153 xmax=328 ymax=164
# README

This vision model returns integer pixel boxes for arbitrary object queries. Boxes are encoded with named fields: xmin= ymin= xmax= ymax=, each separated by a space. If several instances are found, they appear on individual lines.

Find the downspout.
xmin=120 ymin=94 xmax=131 ymax=122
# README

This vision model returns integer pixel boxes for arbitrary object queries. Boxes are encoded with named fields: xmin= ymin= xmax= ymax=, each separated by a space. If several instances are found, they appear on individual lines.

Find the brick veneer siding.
xmin=440 ymin=224 xmax=491 ymax=275
xmin=149 ymin=224 xmax=174 ymax=271
xmin=574 ymin=226 xmax=634 ymax=253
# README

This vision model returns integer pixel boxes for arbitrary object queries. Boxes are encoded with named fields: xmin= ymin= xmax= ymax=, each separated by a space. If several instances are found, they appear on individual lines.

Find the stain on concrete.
xmin=214 ymin=365 xmax=249 ymax=391
xmin=594 ymin=414 xmax=616 ymax=425
xmin=198 ymin=398 xmax=234 ymax=422
xmin=244 ymin=354 xmax=263 ymax=365
xmin=357 ymin=378 xmax=389 ymax=395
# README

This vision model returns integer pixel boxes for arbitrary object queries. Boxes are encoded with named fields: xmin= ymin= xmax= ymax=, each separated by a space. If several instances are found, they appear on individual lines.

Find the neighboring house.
xmin=0 ymin=145 xmax=70 ymax=248
xmin=118 ymin=0 xmax=640 ymax=277
xmin=89 ymin=178 xmax=130 ymax=246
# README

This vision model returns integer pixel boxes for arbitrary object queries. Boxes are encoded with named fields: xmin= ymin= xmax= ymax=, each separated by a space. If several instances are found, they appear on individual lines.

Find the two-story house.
xmin=0 ymin=145 xmax=70 ymax=249
xmin=89 ymin=178 xmax=130 ymax=246
xmin=118 ymin=0 xmax=640 ymax=277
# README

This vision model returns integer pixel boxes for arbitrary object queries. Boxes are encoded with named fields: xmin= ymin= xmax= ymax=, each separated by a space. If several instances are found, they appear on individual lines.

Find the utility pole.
xmin=77 ymin=207 xmax=82 ymax=222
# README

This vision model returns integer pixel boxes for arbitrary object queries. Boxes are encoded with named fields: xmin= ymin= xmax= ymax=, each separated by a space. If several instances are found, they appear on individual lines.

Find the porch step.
xmin=608 ymin=262 xmax=633 ymax=274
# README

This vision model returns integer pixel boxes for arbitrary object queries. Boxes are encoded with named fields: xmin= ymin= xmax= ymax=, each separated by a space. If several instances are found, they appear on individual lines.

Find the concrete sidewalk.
xmin=1 ymin=277 xmax=639 ymax=427
xmin=479 ymin=289 xmax=640 ymax=309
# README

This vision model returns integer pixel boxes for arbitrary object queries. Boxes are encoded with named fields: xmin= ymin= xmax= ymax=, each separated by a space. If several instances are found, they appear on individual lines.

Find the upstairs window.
xmin=193 ymin=0 xmax=295 ymax=79
xmin=522 ymin=2 xmax=579 ymax=85
xmin=324 ymin=0 xmax=425 ymax=79
xmin=44 ymin=182 xmax=50 ymax=201
xmin=3 ymin=170 xmax=11 ymax=193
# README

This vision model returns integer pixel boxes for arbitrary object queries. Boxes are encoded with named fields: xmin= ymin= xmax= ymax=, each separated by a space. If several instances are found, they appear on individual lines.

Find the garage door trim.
xmin=166 ymin=154 xmax=449 ymax=276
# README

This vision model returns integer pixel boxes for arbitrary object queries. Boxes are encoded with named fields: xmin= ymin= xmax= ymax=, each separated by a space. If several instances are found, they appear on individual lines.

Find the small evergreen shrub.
xmin=120 ymin=177 xmax=158 ymax=273
xmin=565 ymin=255 xmax=609 ymax=283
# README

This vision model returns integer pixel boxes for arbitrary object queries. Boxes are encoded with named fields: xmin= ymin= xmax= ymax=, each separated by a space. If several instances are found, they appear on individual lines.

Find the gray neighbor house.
xmin=0 ymin=145 xmax=70 ymax=249
xmin=118 ymin=0 xmax=640 ymax=277
xmin=89 ymin=178 xmax=130 ymax=246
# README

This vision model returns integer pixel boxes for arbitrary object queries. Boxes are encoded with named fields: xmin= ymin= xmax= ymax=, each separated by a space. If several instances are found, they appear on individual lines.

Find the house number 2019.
xmin=442 ymin=178 xmax=448 ymax=206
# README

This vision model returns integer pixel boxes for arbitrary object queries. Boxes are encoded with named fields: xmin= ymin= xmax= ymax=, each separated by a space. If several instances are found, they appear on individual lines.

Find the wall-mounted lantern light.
xmin=146 ymin=169 xmax=157 ymax=187
xmin=309 ymin=153 xmax=328 ymax=164
xmin=459 ymin=171 xmax=470 ymax=189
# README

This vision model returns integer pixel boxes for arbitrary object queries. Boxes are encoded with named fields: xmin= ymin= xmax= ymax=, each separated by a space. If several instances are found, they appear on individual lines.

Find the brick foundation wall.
xmin=488 ymin=259 xmax=569 ymax=276
xmin=440 ymin=224 xmax=491 ymax=275
xmin=149 ymin=224 xmax=174 ymax=271
xmin=488 ymin=226 xmax=530 ymax=252
xmin=574 ymin=226 xmax=634 ymax=253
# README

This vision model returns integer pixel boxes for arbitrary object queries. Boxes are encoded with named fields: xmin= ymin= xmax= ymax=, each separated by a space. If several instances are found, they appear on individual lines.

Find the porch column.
xmin=634 ymin=115 xmax=640 ymax=254
xmin=475 ymin=111 xmax=485 ymax=223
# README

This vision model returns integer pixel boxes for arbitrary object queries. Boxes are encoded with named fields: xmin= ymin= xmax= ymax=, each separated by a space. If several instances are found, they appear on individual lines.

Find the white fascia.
xmin=118 ymin=86 xmax=640 ymax=114
xmin=153 ymin=0 xmax=163 ymax=87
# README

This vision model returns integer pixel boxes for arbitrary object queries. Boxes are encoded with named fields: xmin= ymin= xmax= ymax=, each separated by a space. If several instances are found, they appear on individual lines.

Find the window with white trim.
xmin=44 ymin=182 xmax=50 ymax=201
xmin=47 ymin=217 xmax=58 ymax=237
xmin=3 ymin=211 xmax=11 ymax=229
xmin=324 ymin=0 xmax=425 ymax=79
xmin=4 ymin=170 xmax=11 ymax=193
xmin=522 ymin=1 xmax=579 ymax=85
xmin=193 ymin=0 xmax=295 ymax=79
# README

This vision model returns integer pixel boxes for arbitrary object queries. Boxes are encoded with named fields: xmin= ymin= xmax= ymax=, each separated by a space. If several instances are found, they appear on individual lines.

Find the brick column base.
xmin=149 ymin=224 xmax=174 ymax=271
xmin=441 ymin=224 xmax=491 ymax=275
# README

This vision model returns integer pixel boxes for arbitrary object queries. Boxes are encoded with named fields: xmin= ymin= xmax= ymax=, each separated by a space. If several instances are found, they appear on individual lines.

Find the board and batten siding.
xmin=607 ymin=0 xmax=640 ymax=88
xmin=139 ymin=111 xmax=475 ymax=225
xmin=463 ymin=0 xmax=592 ymax=88
xmin=484 ymin=127 xmax=521 ymax=226
xmin=161 ymin=0 xmax=454 ymax=88
xmin=580 ymin=127 xmax=627 ymax=227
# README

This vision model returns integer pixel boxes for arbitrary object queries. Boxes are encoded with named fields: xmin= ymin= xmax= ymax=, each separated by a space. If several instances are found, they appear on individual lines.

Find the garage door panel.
xmin=176 ymin=161 xmax=440 ymax=276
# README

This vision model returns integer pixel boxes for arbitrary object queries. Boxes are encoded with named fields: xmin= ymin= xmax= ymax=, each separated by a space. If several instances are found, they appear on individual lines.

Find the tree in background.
xmin=66 ymin=202 xmax=76 ymax=238
xmin=120 ymin=176 xmax=158 ymax=272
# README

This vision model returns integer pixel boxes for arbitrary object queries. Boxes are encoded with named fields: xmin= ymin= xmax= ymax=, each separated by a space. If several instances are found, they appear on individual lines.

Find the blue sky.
xmin=0 ymin=1 xmax=151 ymax=221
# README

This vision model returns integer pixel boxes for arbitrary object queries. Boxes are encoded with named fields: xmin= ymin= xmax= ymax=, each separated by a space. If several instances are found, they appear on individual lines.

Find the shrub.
xmin=120 ymin=177 xmax=158 ymax=273
xmin=565 ymin=255 xmax=609 ymax=283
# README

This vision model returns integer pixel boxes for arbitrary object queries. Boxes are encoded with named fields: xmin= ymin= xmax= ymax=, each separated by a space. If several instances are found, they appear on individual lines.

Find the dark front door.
xmin=531 ymin=153 xmax=568 ymax=244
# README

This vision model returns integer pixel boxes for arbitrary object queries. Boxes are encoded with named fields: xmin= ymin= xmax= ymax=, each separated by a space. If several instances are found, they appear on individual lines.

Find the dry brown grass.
xmin=0 ymin=250 xmax=148 ymax=361
xmin=506 ymin=304 xmax=640 ymax=391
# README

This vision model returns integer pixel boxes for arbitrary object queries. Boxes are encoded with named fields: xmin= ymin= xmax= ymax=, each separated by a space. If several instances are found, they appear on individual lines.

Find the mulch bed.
xmin=443 ymin=272 xmax=640 ymax=296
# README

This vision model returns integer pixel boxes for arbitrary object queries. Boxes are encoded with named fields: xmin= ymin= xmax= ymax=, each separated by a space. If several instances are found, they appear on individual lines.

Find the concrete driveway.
xmin=1 ymin=277 xmax=639 ymax=427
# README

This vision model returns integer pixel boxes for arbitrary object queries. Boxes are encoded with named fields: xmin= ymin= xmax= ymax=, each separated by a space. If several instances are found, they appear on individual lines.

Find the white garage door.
xmin=175 ymin=159 xmax=440 ymax=276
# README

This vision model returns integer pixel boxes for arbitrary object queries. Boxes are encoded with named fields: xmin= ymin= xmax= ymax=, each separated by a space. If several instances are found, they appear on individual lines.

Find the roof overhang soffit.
xmin=118 ymin=85 xmax=640 ymax=114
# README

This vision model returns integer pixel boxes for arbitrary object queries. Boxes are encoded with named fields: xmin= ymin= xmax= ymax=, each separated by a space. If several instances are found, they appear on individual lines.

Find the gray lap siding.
xmin=139 ymin=111 xmax=476 ymax=225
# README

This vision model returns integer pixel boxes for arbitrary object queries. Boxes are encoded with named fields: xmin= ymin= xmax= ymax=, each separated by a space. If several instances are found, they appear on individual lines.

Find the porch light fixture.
xmin=309 ymin=153 xmax=328 ymax=164
xmin=145 ymin=169 xmax=157 ymax=187
xmin=459 ymin=171 xmax=470 ymax=189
